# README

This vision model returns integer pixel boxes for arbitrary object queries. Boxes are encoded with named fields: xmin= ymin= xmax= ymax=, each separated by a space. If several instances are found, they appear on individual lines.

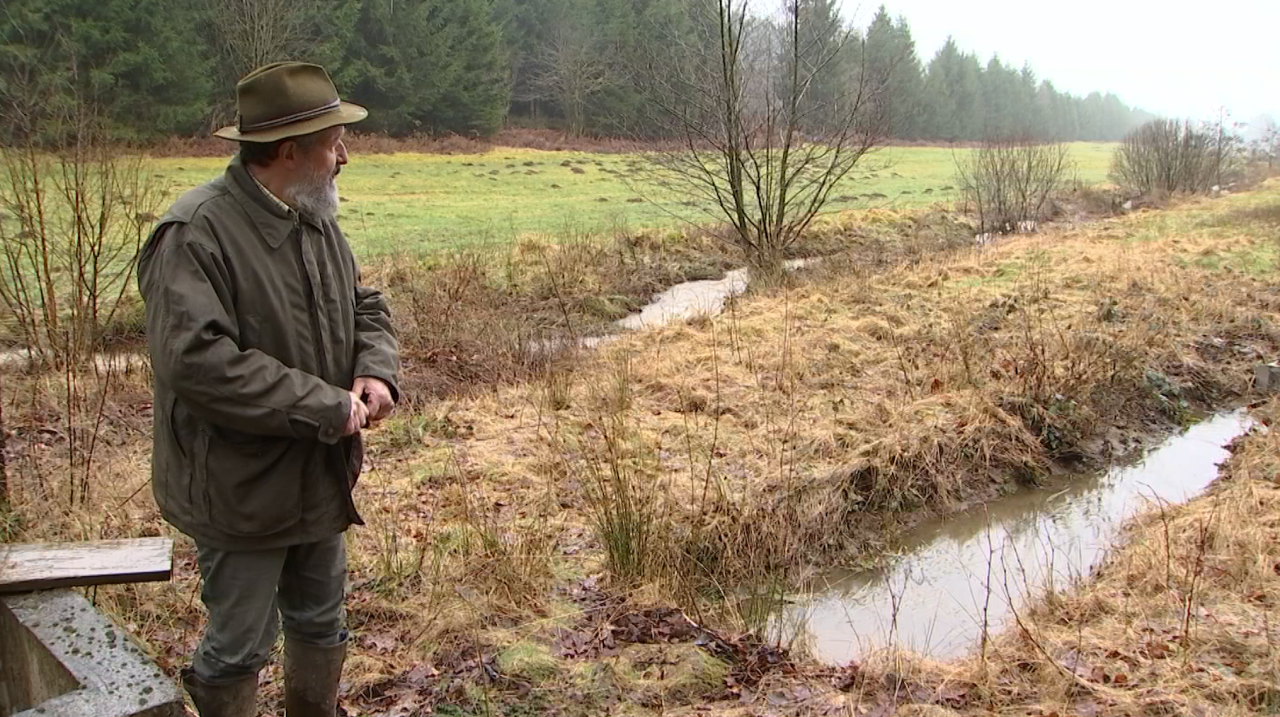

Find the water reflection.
xmin=790 ymin=410 xmax=1252 ymax=663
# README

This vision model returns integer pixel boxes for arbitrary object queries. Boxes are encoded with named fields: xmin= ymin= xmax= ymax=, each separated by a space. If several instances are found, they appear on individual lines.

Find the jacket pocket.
xmin=198 ymin=427 xmax=303 ymax=538
xmin=345 ymin=434 xmax=364 ymax=490
xmin=166 ymin=397 xmax=203 ymax=523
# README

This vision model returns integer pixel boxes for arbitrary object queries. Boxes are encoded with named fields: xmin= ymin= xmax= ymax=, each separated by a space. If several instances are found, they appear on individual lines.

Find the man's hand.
xmin=353 ymin=376 xmax=395 ymax=424
xmin=342 ymin=390 xmax=370 ymax=436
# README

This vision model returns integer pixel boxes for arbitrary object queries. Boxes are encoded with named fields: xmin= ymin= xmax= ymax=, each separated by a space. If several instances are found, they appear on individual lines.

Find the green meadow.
xmin=151 ymin=142 xmax=1117 ymax=255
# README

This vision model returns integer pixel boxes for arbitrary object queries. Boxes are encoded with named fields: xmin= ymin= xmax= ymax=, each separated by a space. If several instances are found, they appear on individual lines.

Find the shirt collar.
xmin=248 ymin=169 xmax=295 ymax=216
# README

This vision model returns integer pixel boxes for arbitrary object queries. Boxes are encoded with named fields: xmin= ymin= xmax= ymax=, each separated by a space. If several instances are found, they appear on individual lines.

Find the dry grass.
xmin=361 ymin=226 xmax=738 ymax=401
xmin=448 ymin=183 xmax=1280 ymax=592
xmin=3 ymin=182 xmax=1280 ymax=716
xmin=935 ymin=398 xmax=1280 ymax=715
xmin=803 ymin=398 xmax=1280 ymax=717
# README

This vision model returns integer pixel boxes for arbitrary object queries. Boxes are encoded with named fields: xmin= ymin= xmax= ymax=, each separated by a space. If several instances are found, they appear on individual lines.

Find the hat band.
xmin=238 ymin=98 xmax=342 ymax=133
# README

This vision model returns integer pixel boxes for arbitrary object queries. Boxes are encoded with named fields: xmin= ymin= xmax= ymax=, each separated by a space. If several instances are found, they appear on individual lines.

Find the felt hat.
xmin=213 ymin=61 xmax=367 ymax=143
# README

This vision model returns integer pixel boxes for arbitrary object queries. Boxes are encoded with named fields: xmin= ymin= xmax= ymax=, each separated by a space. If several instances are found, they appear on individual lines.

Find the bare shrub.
xmin=0 ymin=143 xmax=159 ymax=368
xmin=1110 ymin=119 xmax=1220 ymax=195
xmin=954 ymin=138 xmax=1073 ymax=234
xmin=1249 ymin=119 xmax=1278 ymax=171
xmin=374 ymin=248 xmax=547 ymax=403
xmin=637 ymin=1 xmax=890 ymax=275
xmin=0 ymin=374 xmax=7 ymax=509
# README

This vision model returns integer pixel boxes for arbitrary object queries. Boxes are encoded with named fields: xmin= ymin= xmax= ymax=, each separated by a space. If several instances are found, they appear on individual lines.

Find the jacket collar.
xmin=225 ymin=156 xmax=328 ymax=248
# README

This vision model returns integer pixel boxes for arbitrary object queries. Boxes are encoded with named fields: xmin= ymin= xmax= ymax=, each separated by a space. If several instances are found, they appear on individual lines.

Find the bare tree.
xmin=0 ymin=54 xmax=160 ymax=509
xmin=955 ymin=138 xmax=1073 ymax=235
xmin=533 ymin=23 xmax=618 ymax=137
xmin=1247 ymin=116 xmax=1278 ymax=171
xmin=206 ymin=0 xmax=317 ymax=125
xmin=1262 ymin=125 xmax=1279 ymax=171
xmin=637 ymin=0 xmax=890 ymax=275
xmin=1110 ymin=119 xmax=1219 ymax=195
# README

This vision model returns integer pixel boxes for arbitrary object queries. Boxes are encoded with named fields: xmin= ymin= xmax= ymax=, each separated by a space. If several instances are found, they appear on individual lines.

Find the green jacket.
xmin=138 ymin=157 xmax=399 ymax=550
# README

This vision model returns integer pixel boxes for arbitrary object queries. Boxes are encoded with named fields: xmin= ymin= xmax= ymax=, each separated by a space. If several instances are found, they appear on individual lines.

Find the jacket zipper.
xmin=293 ymin=217 xmax=329 ymax=383
xmin=294 ymin=219 xmax=364 ymax=525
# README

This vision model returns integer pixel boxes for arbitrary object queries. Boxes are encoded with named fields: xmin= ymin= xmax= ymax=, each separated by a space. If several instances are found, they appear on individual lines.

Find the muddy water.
xmin=615 ymin=258 xmax=812 ymax=331
xmin=616 ymin=269 xmax=749 ymax=331
xmin=0 ymin=348 xmax=149 ymax=373
xmin=787 ymin=410 xmax=1253 ymax=664
xmin=538 ymin=258 xmax=814 ymax=353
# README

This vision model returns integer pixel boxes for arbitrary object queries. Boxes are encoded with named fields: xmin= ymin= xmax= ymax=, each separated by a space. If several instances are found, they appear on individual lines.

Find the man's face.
xmin=286 ymin=126 xmax=347 ymax=220
xmin=300 ymin=126 xmax=348 ymax=182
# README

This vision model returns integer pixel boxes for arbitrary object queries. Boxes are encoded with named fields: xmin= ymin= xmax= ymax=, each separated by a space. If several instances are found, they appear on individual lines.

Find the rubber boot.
xmin=283 ymin=636 xmax=347 ymax=717
xmin=182 ymin=668 xmax=258 ymax=717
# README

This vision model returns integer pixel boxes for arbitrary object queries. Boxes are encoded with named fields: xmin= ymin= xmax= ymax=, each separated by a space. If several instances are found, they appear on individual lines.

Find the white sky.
xmin=840 ymin=0 xmax=1279 ymax=124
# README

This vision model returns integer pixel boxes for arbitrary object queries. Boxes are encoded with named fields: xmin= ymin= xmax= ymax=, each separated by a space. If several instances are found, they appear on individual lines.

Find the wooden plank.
xmin=0 ymin=538 xmax=173 ymax=594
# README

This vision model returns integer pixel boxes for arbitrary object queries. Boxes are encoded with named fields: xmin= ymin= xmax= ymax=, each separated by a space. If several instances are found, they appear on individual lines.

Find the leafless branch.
xmin=634 ymin=0 xmax=890 ymax=273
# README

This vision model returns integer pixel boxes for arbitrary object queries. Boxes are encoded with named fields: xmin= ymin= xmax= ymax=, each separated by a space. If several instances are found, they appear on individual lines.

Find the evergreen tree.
xmin=889 ymin=14 xmax=926 ymax=138
xmin=981 ymin=56 xmax=1017 ymax=138
xmin=774 ymin=0 xmax=854 ymax=134
xmin=956 ymin=52 xmax=985 ymax=140
xmin=863 ymin=6 xmax=925 ymax=139
xmin=494 ymin=0 xmax=554 ymax=118
xmin=1035 ymin=80 xmax=1060 ymax=139
xmin=340 ymin=0 xmax=509 ymax=136
xmin=922 ymin=38 xmax=961 ymax=139
xmin=0 ymin=0 xmax=1157 ymax=143
xmin=1016 ymin=64 xmax=1040 ymax=136
xmin=1 ymin=0 xmax=211 ymax=140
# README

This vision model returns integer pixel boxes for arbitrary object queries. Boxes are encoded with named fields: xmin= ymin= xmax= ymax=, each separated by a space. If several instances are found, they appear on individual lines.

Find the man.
xmin=138 ymin=61 xmax=399 ymax=717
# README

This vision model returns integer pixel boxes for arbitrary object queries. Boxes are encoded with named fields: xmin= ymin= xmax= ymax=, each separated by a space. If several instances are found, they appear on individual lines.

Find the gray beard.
xmin=289 ymin=169 xmax=339 ymax=222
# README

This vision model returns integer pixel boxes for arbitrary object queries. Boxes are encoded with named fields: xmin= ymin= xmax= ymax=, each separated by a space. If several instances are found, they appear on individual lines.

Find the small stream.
xmin=0 ymin=348 xmax=149 ymax=373
xmin=548 ymin=258 xmax=813 ymax=352
xmin=613 ymin=258 xmax=812 ymax=332
xmin=783 ymin=410 xmax=1254 ymax=664
xmin=615 ymin=269 xmax=749 ymax=331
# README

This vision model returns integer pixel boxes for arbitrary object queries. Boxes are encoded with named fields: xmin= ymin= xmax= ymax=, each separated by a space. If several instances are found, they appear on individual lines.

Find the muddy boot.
xmin=182 ymin=668 xmax=258 ymax=717
xmin=283 ymin=636 xmax=347 ymax=717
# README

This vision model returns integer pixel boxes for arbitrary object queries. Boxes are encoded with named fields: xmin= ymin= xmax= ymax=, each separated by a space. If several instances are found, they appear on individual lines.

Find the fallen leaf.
xmin=362 ymin=632 xmax=399 ymax=654
xmin=865 ymin=701 xmax=894 ymax=717
xmin=767 ymin=690 xmax=791 ymax=706
xmin=405 ymin=662 xmax=438 ymax=688
xmin=1076 ymin=701 xmax=1102 ymax=716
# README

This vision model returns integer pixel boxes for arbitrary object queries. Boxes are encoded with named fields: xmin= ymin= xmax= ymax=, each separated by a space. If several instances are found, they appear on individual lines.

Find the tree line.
xmin=0 ymin=0 xmax=1153 ymax=143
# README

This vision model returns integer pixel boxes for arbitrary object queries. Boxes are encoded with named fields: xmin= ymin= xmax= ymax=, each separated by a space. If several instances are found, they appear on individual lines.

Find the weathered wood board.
xmin=0 ymin=538 xmax=173 ymax=594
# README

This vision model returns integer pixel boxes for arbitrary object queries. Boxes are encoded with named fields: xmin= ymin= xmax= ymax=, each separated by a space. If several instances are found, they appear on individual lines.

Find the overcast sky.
xmin=839 ymin=0 xmax=1279 ymax=125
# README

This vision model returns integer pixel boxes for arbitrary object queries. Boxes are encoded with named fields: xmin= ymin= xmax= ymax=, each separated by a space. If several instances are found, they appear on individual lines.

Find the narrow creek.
xmin=614 ymin=268 xmax=749 ymax=331
xmin=555 ymin=258 xmax=812 ymax=351
xmin=782 ymin=410 xmax=1254 ymax=664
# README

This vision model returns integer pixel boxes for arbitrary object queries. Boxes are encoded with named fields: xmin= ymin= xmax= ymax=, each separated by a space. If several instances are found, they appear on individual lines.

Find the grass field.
xmin=151 ymin=142 xmax=1117 ymax=255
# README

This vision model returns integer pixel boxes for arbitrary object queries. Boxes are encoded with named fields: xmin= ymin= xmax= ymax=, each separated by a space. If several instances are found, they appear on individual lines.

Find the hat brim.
xmin=213 ymin=101 xmax=368 ymax=143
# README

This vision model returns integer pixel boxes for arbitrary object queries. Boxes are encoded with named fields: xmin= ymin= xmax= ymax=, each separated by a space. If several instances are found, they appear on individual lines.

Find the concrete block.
xmin=1255 ymin=363 xmax=1280 ymax=394
xmin=1 ymin=590 xmax=183 ymax=717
